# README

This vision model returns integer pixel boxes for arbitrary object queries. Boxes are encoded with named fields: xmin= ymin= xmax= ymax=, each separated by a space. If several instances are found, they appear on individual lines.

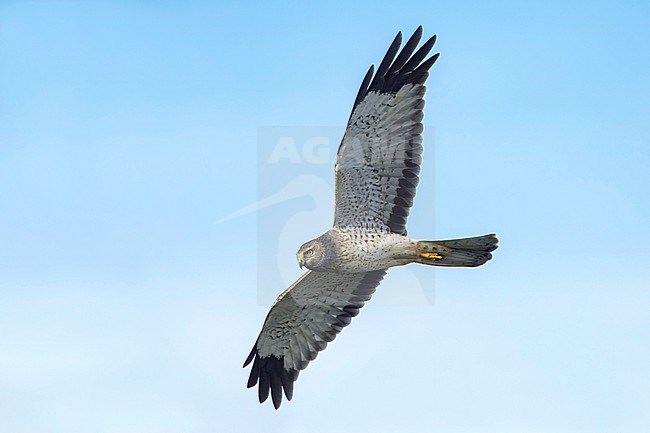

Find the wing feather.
xmin=351 ymin=65 xmax=375 ymax=117
xmin=369 ymin=32 xmax=402 ymax=90
xmin=335 ymin=28 xmax=439 ymax=234
xmin=243 ymin=270 xmax=386 ymax=409
xmin=385 ymin=26 xmax=422 ymax=78
xmin=401 ymin=34 xmax=437 ymax=74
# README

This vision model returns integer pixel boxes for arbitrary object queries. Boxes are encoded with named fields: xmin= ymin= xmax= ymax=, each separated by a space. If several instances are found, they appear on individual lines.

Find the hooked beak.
xmin=297 ymin=252 xmax=304 ymax=269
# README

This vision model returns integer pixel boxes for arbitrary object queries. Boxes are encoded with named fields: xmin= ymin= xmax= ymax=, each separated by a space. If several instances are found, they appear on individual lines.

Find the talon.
xmin=420 ymin=252 xmax=443 ymax=260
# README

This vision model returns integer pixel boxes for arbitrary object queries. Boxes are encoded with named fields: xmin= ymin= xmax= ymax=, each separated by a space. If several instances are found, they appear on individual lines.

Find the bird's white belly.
xmin=333 ymin=229 xmax=415 ymax=272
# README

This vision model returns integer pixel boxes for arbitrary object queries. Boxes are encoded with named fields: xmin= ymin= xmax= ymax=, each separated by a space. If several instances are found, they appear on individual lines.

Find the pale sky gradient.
xmin=1 ymin=1 xmax=649 ymax=432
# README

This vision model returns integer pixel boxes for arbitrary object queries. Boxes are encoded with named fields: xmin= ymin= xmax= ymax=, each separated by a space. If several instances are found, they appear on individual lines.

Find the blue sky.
xmin=1 ymin=1 xmax=649 ymax=432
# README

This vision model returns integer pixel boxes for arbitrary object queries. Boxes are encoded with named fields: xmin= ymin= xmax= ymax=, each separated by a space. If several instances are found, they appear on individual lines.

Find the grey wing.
xmin=334 ymin=26 xmax=439 ymax=234
xmin=243 ymin=269 xmax=386 ymax=409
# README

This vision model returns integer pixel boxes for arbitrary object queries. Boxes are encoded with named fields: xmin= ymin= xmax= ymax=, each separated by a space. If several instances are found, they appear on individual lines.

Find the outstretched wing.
xmin=243 ymin=269 xmax=386 ymax=409
xmin=334 ymin=26 xmax=439 ymax=234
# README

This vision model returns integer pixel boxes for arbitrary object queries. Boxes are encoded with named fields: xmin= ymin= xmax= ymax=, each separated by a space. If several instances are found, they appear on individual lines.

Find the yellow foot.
xmin=419 ymin=252 xmax=443 ymax=260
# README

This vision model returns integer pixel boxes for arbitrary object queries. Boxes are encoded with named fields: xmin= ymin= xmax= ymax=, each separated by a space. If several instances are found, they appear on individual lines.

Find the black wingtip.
xmin=386 ymin=26 xmax=423 ymax=78
xmin=243 ymin=345 xmax=256 ymax=368
xmin=270 ymin=374 xmax=283 ymax=409
xmin=407 ymin=52 xmax=440 ymax=85
xmin=244 ymin=350 xmax=299 ymax=409
xmin=371 ymin=31 xmax=403 ymax=89
xmin=351 ymin=64 xmax=375 ymax=114
xmin=349 ymin=27 xmax=440 ymax=116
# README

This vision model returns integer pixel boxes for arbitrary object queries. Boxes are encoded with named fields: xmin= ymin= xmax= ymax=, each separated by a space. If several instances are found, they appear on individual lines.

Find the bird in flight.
xmin=244 ymin=26 xmax=498 ymax=409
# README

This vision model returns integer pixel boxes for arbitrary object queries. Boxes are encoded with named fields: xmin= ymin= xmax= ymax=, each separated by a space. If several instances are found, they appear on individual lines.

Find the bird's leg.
xmin=415 ymin=241 xmax=447 ymax=261
xmin=419 ymin=252 xmax=444 ymax=260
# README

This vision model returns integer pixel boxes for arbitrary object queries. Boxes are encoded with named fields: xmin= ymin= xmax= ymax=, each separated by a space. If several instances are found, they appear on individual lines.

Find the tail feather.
xmin=415 ymin=234 xmax=498 ymax=267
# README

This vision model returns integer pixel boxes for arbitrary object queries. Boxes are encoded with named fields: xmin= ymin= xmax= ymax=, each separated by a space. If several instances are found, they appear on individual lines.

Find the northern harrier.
xmin=244 ymin=26 xmax=498 ymax=409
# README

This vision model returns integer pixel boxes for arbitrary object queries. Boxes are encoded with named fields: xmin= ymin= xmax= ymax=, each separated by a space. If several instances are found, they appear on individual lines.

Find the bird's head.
xmin=296 ymin=240 xmax=323 ymax=270
xmin=296 ymin=237 xmax=330 ymax=271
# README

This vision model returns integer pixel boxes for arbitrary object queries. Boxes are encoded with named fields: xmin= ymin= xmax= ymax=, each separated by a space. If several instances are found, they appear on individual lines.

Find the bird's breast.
xmin=328 ymin=228 xmax=415 ymax=272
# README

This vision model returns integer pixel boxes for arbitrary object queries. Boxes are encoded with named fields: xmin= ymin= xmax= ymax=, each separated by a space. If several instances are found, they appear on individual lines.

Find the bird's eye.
xmin=305 ymin=249 xmax=314 ymax=257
